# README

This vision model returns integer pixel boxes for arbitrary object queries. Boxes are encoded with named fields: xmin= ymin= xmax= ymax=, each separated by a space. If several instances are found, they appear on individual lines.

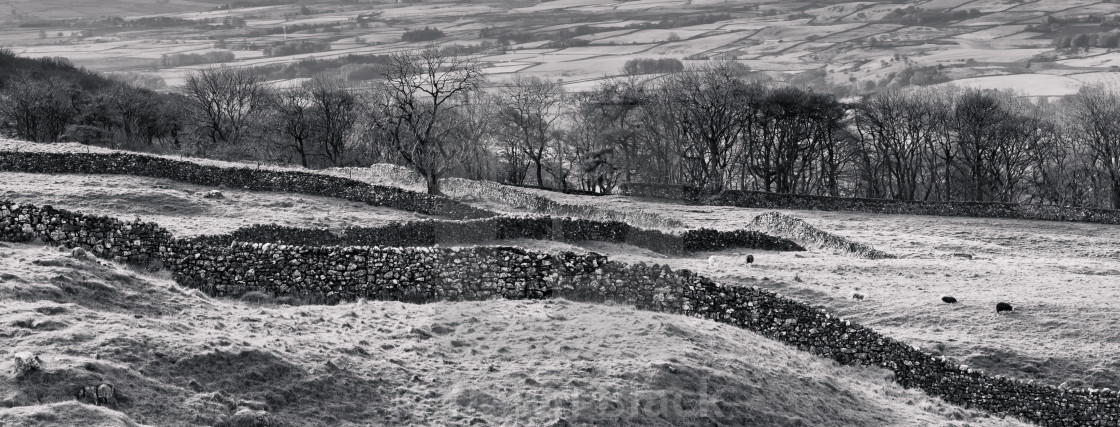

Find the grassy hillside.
xmin=0 ymin=243 xmax=1028 ymax=426
xmin=522 ymin=187 xmax=1120 ymax=390
xmin=4 ymin=139 xmax=1116 ymax=394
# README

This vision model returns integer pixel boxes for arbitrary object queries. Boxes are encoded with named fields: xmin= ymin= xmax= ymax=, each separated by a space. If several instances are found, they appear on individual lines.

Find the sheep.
xmin=12 ymin=352 xmax=42 ymax=377
xmin=74 ymin=383 xmax=116 ymax=407
xmin=852 ymin=293 xmax=865 ymax=301
xmin=996 ymin=302 xmax=1014 ymax=313
xmin=942 ymin=296 xmax=957 ymax=304
xmin=96 ymin=383 xmax=116 ymax=407
xmin=745 ymin=254 xmax=754 ymax=264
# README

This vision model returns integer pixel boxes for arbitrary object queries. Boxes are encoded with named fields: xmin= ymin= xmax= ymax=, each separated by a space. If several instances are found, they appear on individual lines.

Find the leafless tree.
xmin=368 ymin=45 xmax=484 ymax=194
xmin=183 ymin=66 xmax=268 ymax=149
xmin=269 ymin=86 xmax=315 ymax=168
xmin=494 ymin=75 xmax=565 ymax=187
xmin=307 ymin=76 xmax=361 ymax=167
xmin=1065 ymin=83 xmax=1120 ymax=208
xmin=662 ymin=60 xmax=756 ymax=192
xmin=852 ymin=88 xmax=944 ymax=200
xmin=0 ymin=72 xmax=81 ymax=142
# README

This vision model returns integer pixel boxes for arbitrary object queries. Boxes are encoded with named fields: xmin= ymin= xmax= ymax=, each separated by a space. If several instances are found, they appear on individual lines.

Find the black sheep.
xmin=745 ymin=254 xmax=754 ymax=264
xmin=942 ymin=296 xmax=957 ymax=304
xmin=996 ymin=302 xmax=1013 ymax=313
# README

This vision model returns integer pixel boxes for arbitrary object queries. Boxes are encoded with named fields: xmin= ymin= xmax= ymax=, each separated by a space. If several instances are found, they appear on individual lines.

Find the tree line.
xmin=1 ymin=47 xmax=1119 ymax=209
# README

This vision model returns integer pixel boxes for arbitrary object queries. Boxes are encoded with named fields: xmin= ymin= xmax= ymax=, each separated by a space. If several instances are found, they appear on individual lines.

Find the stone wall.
xmin=0 ymin=151 xmax=495 ymax=220
xmin=1 ymin=199 xmax=1115 ymax=425
xmin=619 ymin=183 xmax=1120 ymax=225
xmin=189 ymin=218 xmax=805 ymax=256
xmin=750 ymin=212 xmax=894 ymax=259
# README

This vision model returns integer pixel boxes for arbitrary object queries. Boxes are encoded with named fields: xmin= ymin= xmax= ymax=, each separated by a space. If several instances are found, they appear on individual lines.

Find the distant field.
xmin=0 ymin=0 xmax=212 ymax=20
xmin=1 ymin=0 xmax=1117 ymax=93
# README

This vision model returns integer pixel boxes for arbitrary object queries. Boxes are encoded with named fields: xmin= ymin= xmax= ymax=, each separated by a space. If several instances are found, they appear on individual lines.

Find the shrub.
xmin=402 ymin=27 xmax=445 ymax=42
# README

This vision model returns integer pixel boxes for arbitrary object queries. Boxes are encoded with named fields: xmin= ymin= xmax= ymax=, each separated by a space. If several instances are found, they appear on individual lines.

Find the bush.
xmin=622 ymin=58 xmax=685 ymax=75
xmin=265 ymin=40 xmax=330 ymax=57
xmin=402 ymin=27 xmax=445 ymax=42
xmin=159 ymin=51 xmax=236 ymax=67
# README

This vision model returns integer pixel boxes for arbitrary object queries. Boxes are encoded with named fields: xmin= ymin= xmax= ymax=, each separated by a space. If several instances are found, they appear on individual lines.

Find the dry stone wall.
xmin=0 ymin=151 xmax=494 ymax=220
xmin=620 ymin=183 xmax=1120 ymax=225
xmin=1 ymin=199 xmax=1116 ymax=426
xmin=750 ymin=212 xmax=895 ymax=259
xmin=189 ymin=219 xmax=805 ymax=256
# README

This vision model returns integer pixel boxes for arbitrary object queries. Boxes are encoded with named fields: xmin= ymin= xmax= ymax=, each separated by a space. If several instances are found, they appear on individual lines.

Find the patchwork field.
xmin=2 ymin=0 xmax=1119 ymax=95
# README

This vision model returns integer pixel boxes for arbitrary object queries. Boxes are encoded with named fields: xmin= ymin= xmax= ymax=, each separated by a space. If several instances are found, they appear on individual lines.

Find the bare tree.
xmin=269 ymin=86 xmax=315 ymax=168
xmin=662 ymin=60 xmax=757 ymax=192
xmin=494 ymin=75 xmax=565 ymax=188
xmin=1066 ymin=83 xmax=1120 ymax=208
xmin=0 ymin=72 xmax=81 ymax=142
xmin=574 ymin=76 xmax=649 ymax=191
xmin=307 ymin=76 xmax=361 ymax=167
xmin=369 ymin=45 xmax=484 ymax=194
xmin=183 ymin=67 xmax=268 ymax=149
xmin=852 ymin=88 xmax=944 ymax=200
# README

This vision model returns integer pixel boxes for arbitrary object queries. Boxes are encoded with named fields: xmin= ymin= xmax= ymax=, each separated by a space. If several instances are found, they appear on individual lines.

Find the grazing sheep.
xmin=12 ymin=352 xmax=42 ymax=377
xmin=942 ymin=296 xmax=957 ymax=304
xmin=96 ymin=383 xmax=116 ymax=407
xmin=852 ymin=293 xmax=865 ymax=301
xmin=707 ymin=256 xmax=717 ymax=268
xmin=74 ymin=386 xmax=98 ymax=404
xmin=74 ymin=383 xmax=116 ymax=407
xmin=996 ymin=302 xmax=1014 ymax=313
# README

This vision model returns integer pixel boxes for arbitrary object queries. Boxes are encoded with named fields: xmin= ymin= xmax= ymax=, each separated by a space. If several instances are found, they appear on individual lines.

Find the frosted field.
xmin=802 ymin=2 xmax=878 ymax=23
xmin=838 ymin=4 xmax=908 ymax=23
xmin=919 ymin=0 xmax=975 ymax=9
xmin=1051 ymin=2 xmax=1120 ymax=17
xmin=512 ymin=0 xmax=611 ymax=12
xmin=953 ymin=11 xmax=1046 ymax=26
xmin=954 ymin=25 xmax=1031 ymax=40
xmin=939 ymin=74 xmax=1082 ymax=96
xmin=1005 ymin=0 xmax=1100 ymax=13
xmin=518 ymin=56 xmax=634 ymax=80
xmin=510 ymin=187 xmax=1120 ymax=391
xmin=595 ymin=29 xmax=712 ymax=44
xmin=547 ymin=44 xmax=659 ymax=56
xmin=1058 ymin=52 xmax=1120 ymax=68
xmin=916 ymin=46 xmax=1050 ymax=63
xmin=1067 ymin=71 xmax=1120 ymax=86
xmin=0 ymin=244 xmax=1029 ymax=426
xmin=749 ymin=23 xmax=861 ymax=41
xmin=953 ymin=0 xmax=1021 ymax=13
xmin=815 ymin=24 xmax=902 ymax=43
xmin=574 ymin=29 xmax=643 ymax=42
xmin=0 ymin=0 xmax=210 ymax=20
xmin=8 ymin=0 xmax=1115 ymax=95
xmin=158 ymin=5 xmax=289 ymax=21
xmin=643 ymin=32 xmax=750 ymax=55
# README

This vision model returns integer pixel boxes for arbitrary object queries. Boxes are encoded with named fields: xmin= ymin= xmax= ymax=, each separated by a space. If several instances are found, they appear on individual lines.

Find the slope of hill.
xmin=0 ymin=242 xmax=1028 ymax=426
xmin=524 ymin=188 xmax=1120 ymax=390
xmin=4 ymin=138 xmax=1116 ymax=393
